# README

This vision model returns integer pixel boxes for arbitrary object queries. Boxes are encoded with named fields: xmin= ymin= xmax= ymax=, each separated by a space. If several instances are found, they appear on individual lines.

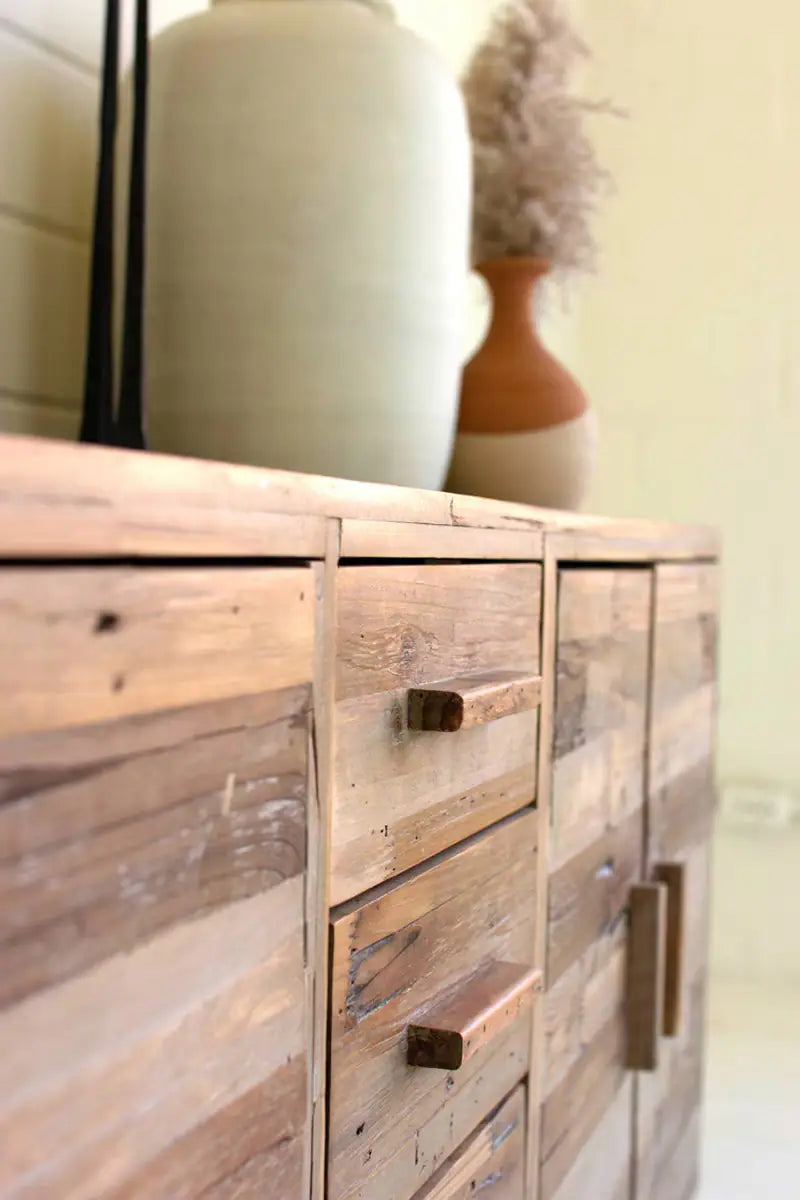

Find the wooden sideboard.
xmin=0 ymin=435 xmax=718 ymax=1200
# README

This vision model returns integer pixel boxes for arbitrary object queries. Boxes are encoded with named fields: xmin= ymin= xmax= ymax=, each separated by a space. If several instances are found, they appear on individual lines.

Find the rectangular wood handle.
xmin=407 ymin=961 xmax=542 ymax=1070
xmin=654 ymin=861 xmax=687 ymax=1037
xmin=408 ymin=671 xmax=542 ymax=733
xmin=626 ymin=883 xmax=668 ymax=1072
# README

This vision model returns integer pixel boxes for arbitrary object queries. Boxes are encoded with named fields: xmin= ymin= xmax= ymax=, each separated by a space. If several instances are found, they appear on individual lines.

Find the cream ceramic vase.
xmin=135 ymin=0 xmax=471 ymax=487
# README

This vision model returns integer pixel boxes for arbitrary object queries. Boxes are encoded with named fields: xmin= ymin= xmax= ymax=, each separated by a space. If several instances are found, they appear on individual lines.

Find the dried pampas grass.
xmin=463 ymin=0 xmax=613 ymax=276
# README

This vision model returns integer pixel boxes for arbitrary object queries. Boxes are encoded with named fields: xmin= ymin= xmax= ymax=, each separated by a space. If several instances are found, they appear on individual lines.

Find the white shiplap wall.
xmin=0 ymin=0 xmax=207 ymax=438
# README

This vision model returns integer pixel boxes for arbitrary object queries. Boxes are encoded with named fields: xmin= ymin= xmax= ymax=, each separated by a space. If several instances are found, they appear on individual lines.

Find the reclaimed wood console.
xmin=0 ymin=435 xmax=718 ymax=1200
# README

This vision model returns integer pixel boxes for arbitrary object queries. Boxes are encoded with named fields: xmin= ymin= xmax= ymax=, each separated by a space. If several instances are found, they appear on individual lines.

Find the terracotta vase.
xmin=447 ymin=257 xmax=596 ymax=510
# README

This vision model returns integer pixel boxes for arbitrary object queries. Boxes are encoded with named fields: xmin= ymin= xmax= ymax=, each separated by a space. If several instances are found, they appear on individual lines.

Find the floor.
xmin=699 ymin=977 xmax=800 ymax=1199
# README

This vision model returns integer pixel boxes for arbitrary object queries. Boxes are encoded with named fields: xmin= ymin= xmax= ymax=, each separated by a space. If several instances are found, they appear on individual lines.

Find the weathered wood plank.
xmin=547 ymin=806 xmax=643 ymax=988
xmin=408 ymin=672 xmax=542 ymax=733
xmin=0 ymin=433 xmax=717 ymax=561
xmin=0 ymin=566 xmax=315 ymax=737
xmin=0 ymin=878 xmax=308 ymax=1199
xmin=636 ymin=972 xmax=707 ymax=1200
xmin=541 ymin=1014 xmax=626 ymax=1198
xmin=328 ymin=811 xmax=538 ymax=1200
xmin=544 ymin=931 xmax=627 ymax=1100
xmin=525 ymin=548 xmax=558 ymax=1197
xmin=637 ymin=563 xmax=718 ymax=1199
xmin=0 ymin=686 xmax=309 ymax=1008
xmin=308 ymin=522 xmax=341 ymax=1200
xmin=416 ymin=1084 xmax=527 ymax=1200
xmin=340 ymin=518 xmax=543 ymax=561
xmin=626 ymin=883 xmax=667 ymax=1072
xmin=104 ymin=1058 xmax=307 ymax=1200
xmin=550 ymin=570 xmax=651 ymax=873
xmin=541 ymin=568 xmax=651 ymax=1199
xmin=332 ymin=564 xmax=541 ymax=901
xmin=407 ymin=961 xmax=542 ymax=1070
xmin=336 ymin=564 xmax=542 ymax=703
xmin=546 ymin=1077 xmax=633 ymax=1200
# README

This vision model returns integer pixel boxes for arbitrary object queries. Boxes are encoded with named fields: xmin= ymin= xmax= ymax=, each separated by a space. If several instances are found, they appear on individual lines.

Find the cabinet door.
xmin=541 ymin=569 xmax=652 ymax=1200
xmin=0 ymin=566 xmax=315 ymax=1199
xmin=636 ymin=564 xmax=718 ymax=1200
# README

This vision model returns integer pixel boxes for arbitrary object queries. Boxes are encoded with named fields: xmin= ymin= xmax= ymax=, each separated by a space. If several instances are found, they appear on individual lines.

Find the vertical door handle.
xmin=626 ymin=882 xmax=668 ymax=1071
xmin=654 ymin=861 xmax=687 ymax=1037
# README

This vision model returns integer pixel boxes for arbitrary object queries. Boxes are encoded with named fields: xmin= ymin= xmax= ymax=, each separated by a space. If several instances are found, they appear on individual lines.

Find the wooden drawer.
xmin=415 ymin=1084 xmax=527 ymax=1200
xmin=332 ymin=562 xmax=542 ymax=902
xmin=328 ymin=809 xmax=539 ymax=1200
xmin=0 ymin=566 xmax=314 ymax=1198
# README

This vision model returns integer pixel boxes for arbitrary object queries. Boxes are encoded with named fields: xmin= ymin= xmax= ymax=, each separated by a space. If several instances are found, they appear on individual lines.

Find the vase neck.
xmin=479 ymin=259 xmax=548 ymax=343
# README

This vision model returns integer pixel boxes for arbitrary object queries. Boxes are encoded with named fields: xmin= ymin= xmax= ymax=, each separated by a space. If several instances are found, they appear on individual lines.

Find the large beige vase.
xmin=133 ymin=0 xmax=471 ymax=487
xmin=448 ymin=258 xmax=597 ymax=510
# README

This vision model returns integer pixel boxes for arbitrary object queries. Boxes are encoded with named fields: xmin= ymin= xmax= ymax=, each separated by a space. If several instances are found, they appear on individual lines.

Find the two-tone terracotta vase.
xmin=447 ymin=257 xmax=596 ymax=510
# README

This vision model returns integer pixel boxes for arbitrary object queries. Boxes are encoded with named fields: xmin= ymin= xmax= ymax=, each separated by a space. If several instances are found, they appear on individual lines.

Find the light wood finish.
xmin=308 ymin=520 xmax=342 ymax=1200
xmin=525 ymin=549 xmax=557 ymax=1199
xmin=548 ymin=1078 xmax=635 ymax=1200
xmin=331 ymin=563 xmax=541 ymax=902
xmin=655 ymin=862 xmax=687 ymax=1038
xmin=0 ymin=685 xmax=309 ymax=1008
xmin=340 ymin=517 xmax=543 ymax=560
xmin=547 ymin=528 xmax=717 ymax=564
xmin=407 ymin=962 xmax=543 ymax=1070
xmin=328 ymin=811 xmax=538 ymax=1200
xmin=0 ymin=566 xmax=314 ymax=737
xmin=635 ymin=564 xmax=718 ymax=1200
xmin=416 ymin=1084 xmax=527 ymax=1200
xmin=408 ymin=671 xmax=542 ymax=733
xmin=541 ymin=568 xmax=651 ymax=1200
xmin=626 ymin=883 xmax=668 ymax=1072
xmin=0 ymin=433 xmax=718 ymax=560
xmin=0 ymin=437 xmax=720 ymax=1200
xmin=0 ymin=674 xmax=314 ymax=1197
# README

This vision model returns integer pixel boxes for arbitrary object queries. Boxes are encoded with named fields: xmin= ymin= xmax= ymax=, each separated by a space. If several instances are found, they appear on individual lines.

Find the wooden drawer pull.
xmin=655 ymin=861 xmax=687 ymax=1037
xmin=626 ymin=883 xmax=667 ymax=1072
xmin=407 ymin=961 xmax=542 ymax=1070
xmin=408 ymin=671 xmax=542 ymax=733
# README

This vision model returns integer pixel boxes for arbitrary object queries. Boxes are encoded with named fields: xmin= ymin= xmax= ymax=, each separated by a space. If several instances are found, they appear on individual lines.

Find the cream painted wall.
xmin=0 ymin=0 xmax=208 ymax=437
xmin=574 ymin=0 xmax=800 ymax=799
xmin=572 ymin=0 xmax=800 ymax=981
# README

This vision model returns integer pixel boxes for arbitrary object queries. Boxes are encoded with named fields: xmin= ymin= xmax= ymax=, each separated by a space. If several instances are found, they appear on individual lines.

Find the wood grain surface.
xmin=0 ymin=685 xmax=309 ymax=1009
xmin=525 ymin=549 xmax=558 ymax=1197
xmin=0 ymin=876 xmax=309 ymax=1199
xmin=331 ymin=563 xmax=541 ymax=902
xmin=541 ymin=568 xmax=652 ymax=1200
xmin=340 ymin=518 xmax=543 ymax=561
xmin=547 ymin=1078 xmax=635 ymax=1200
xmin=0 ymin=568 xmax=315 ymax=1199
xmin=407 ymin=961 xmax=542 ymax=1070
xmin=416 ymin=1084 xmax=527 ymax=1200
xmin=0 ymin=433 xmax=718 ymax=561
xmin=408 ymin=672 xmax=542 ymax=734
xmin=328 ymin=811 xmax=538 ymax=1200
xmin=0 ymin=566 xmax=314 ymax=738
xmin=636 ymin=564 xmax=718 ymax=1200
